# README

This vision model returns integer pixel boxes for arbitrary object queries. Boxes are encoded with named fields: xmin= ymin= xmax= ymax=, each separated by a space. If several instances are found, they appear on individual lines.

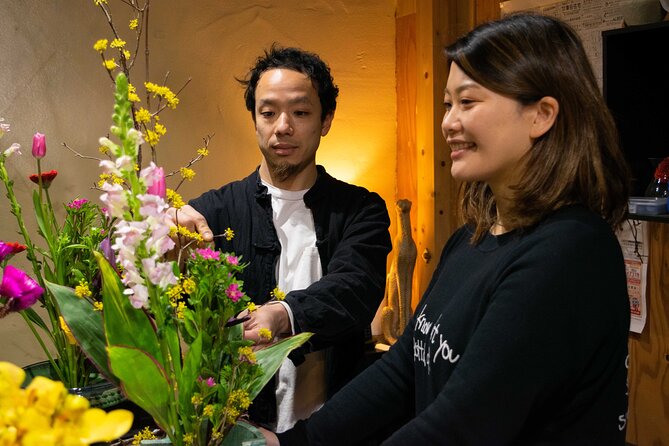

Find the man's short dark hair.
xmin=239 ymin=44 xmax=339 ymax=122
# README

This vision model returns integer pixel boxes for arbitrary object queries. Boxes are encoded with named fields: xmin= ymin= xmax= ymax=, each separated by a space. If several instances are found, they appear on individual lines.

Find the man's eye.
xmin=443 ymin=102 xmax=452 ymax=112
xmin=294 ymin=111 xmax=310 ymax=117
xmin=260 ymin=111 xmax=274 ymax=118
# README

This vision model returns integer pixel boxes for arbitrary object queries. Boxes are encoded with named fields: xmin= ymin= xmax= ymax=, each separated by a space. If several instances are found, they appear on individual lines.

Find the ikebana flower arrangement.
xmin=51 ymin=73 xmax=311 ymax=445
xmin=0 ymin=121 xmax=111 ymax=390
xmin=0 ymin=360 xmax=133 ymax=445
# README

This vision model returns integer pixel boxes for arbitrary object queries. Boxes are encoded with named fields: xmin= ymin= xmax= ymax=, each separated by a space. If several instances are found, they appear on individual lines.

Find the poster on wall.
xmin=500 ymin=0 xmax=628 ymax=88
xmin=616 ymin=220 xmax=648 ymax=334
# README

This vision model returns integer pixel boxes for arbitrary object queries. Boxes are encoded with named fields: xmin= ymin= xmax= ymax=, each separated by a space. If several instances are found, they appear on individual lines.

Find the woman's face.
xmin=441 ymin=63 xmax=538 ymax=195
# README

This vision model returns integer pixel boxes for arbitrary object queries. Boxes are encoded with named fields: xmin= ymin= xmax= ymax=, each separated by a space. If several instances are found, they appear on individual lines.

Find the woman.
xmin=266 ymin=12 xmax=631 ymax=445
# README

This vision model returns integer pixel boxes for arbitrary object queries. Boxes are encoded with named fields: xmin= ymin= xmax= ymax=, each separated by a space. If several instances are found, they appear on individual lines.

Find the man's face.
xmin=254 ymin=68 xmax=333 ymax=185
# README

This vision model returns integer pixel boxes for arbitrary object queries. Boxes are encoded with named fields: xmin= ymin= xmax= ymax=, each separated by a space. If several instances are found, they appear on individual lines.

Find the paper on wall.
xmin=616 ymin=220 xmax=648 ymax=333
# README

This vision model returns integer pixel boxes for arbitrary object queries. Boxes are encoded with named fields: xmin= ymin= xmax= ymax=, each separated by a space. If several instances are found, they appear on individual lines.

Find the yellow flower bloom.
xmin=98 ymin=145 xmax=109 ymax=155
xmin=155 ymin=123 xmax=167 ymax=136
xmin=75 ymin=280 xmax=92 ymax=298
xmin=175 ymin=301 xmax=187 ymax=320
xmin=94 ymin=301 xmax=103 ymax=311
xmin=94 ymin=0 xmax=108 ymax=5
xmin=180 ymin=167 xmax=195 ymax=181
xmin=182 ymin=277 xmax=196 ymax=294
xmin=203 ymin=404 xmax=215 ymax=417
xmin=123 ymin=49 xmax=131 ymax=60
xmin=238 ymin=346 xmax=256 ymax=363
xmin=191 ymin=393 xmax=203 ymax=406
xmin=167 ymin=189 xmax=185 ymax=209
xmin=183 ymin=433 xmax=195 ymax=445
xmin=197 ymin=147 xmax=209 ymax=157
xmin=145 ymin=129 xmax=160 ymax=146
xmin=167 ymin=283 xmax=183 ymax=299
xmin=103 ymin=58 xmax=117 ymax=70
xmin=129 ymin=18 xmax=139 ymax=30
xmin=144 ymin=82 xmax=180 ymax=109
xmin=93 ymin=39 xmax=108 ymax=53
xmin=134 ymin=108 xmax=151 ymax=124
xmin=128 ymin=83 xmax=141 ymax=103
xmin=132 ymin=426 xmax=157 ymax=445
xmin=271 ymin=287 xmax=286 ymax=301
xmin=110 ymin=38 xmax=126 ymax=49
xmin=258 ymin=328 xmax=272 ymax=341
xmin=59 ymin=316 xmax=77 ymax=345
xmin=223 ymin=227 xmax=235 ymax=241
xmin=247 ymin=302 xmax=257 ymax=313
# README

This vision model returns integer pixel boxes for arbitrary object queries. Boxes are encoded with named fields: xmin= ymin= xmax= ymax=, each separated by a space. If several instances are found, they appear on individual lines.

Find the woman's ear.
xmin=530 ymin=96 xmax=559 ymax=139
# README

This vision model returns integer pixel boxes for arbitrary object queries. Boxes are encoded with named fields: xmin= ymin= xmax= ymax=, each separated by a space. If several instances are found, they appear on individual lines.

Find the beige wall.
xmin=0 ymin=0 xmax=397 ymax=366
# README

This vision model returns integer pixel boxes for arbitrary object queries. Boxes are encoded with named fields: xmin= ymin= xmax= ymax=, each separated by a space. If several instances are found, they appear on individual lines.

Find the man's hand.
xmin=166 ymin=205 xmax=214 ymax=243
xmin=258 ymin=427 xmax=279 ymax=446
xmin=243 ymin=303 xmax=291 ymax=347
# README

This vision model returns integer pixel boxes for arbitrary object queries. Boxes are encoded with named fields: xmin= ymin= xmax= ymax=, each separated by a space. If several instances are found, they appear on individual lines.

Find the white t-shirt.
xmin=263 ymin=181 xmax=326 ymax=433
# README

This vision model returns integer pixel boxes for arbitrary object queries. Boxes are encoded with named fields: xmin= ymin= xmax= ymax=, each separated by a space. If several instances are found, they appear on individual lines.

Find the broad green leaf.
xmin=108 ymin=346 xmax=172 ymax=433
xmin=47 ymin=281 xmax=114 ymax=383
xmin=250 ymin=332 xmax=312 ymax=400
xmin=95 ymin=252 xmax=163 ymax=364
xmin=178 ymin=333 xmax=202 ymax=417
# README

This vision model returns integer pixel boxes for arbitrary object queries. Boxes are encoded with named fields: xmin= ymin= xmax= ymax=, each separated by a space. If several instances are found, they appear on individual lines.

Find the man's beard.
xmin=266 ymin=157 xmax=312 ymax=183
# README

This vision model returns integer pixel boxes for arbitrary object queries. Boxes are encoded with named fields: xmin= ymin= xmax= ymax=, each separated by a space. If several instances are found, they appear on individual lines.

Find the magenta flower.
xmin=0 ymin=241 xmax=26 ymax=263
xmin=225 ymin=283 xmax=243 ymax=302
xmin=0 ymin=265 xmax=43 ymax=311
xmin=193 ymin=248 xmax=220 ymax=261
xmin=67 ymin=198 xmax=89 ymax=209
xmin=226 ymin=255 xmax=239 ymax=266
xmin=31 ymin=132 xmax=46 ymax=159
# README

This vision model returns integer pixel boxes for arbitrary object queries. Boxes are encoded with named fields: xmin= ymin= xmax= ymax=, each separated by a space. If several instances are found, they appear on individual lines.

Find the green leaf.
xmin=21 ymin=307 xmax=48 ymax=332
xmin=249 ymin=332 xmax=312 ymax=400
xmin=95 ymin=252 xmax=163 ymax=364
xmin=108 ymin=346 xmax=172 ymax=433
xmin=47 ymin=281 xmax=114 ymax=383
xmin=178 ymin=333 xmax=202 ymax=416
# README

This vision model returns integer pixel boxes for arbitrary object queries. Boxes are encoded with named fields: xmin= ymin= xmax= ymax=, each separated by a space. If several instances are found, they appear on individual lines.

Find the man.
xmin=171 ymin=45 xmax=391 ymax=432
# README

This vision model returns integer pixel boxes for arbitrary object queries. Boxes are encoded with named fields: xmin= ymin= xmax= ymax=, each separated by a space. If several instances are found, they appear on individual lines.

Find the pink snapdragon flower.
xmin=3 ymin=143 xmax=20 ymax=158
xmin=141 ymin=163 xmax=166 ymax=199
xmin=0 ymin=265 xmax=43 ymax=311
xmin=31 ymin=132 xmax=46 ymax=159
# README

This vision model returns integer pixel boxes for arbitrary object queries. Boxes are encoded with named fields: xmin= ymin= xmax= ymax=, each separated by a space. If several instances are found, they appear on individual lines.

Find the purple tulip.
xmin=0 ymin=265 xmax=43 ymax=311
xmin=31 ymin=132 xmax=46 ymax=159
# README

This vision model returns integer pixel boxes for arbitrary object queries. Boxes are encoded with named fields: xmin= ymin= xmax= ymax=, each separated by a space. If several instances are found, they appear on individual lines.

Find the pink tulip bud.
xmin=31 ymin=132 xmax=46 ymax=159
xmin=146 ymin=166 xmax=166 ymax=199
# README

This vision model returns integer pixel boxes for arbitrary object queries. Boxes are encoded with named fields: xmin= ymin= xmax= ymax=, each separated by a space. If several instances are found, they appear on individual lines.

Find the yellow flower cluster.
xmin=134 ymin=108 xmax=151 ymax=124
xmin=129 ymin=19 xmax=139 ymax=30
xmin=223 ymin=227 xmax=235 ymax=241
xmin=258 ymin=328 xmax=272 ymax=341
xmin=169 ymin=225 xmax=204 ymax=242
xmin=97 ymin=173 xmax=124 ymax=188
xmin=180 ymin=167 xmax=195 ymax=181
xmin=197 ymin=147 xmax=209 ymax=157
xmin=0 ymin=361 xmax=132 ymax=445
xmin=93 ymin=39 xmax=108 ymax=53
xmin=103 ymin=58 xmax=117 ymax=71
xmin=247 ymin=302 xmax=257 ymax=313
xmin=93 ymin=0 xmax=108 ymax=5
xmin=75 ymin=280 xmax=92 ymax=298
xmin=166 ymin=189 xmax=185 ymax=209
xmin=110 ymin=38 xmax=126 ymax=49
xmin=127 ymin=84 xmax=140 ymax=103
xmin=144 ymin=82 xmax=179 ymax=109
xmin=131 ymin=426 xmax=157 ymax=445
xmin=238 ymin=346 xmax=256 ymax=364
xmin=271 ymin=287 xmax=286 ymax=301
xmin=93 ymin=301 xmax=103 ymax=312
xmin=224 ymin=390 xmax=251 ymax=425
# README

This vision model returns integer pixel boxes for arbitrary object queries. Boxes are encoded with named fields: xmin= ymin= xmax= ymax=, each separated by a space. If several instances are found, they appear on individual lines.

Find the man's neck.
xmin=259 ymin=162 xmax=318 ymax=191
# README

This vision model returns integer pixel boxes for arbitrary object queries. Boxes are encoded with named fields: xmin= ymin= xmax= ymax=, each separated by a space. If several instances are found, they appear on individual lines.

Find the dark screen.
xmin=603 ymin=21 xmax=669 ymax=196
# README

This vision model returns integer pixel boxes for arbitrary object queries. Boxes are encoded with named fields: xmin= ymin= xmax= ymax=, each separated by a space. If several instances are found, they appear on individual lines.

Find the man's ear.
xmin=321 ymin=112 xmax=334 ymax=137
xmin=530 ymin=96 xmax=559 ymax=139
